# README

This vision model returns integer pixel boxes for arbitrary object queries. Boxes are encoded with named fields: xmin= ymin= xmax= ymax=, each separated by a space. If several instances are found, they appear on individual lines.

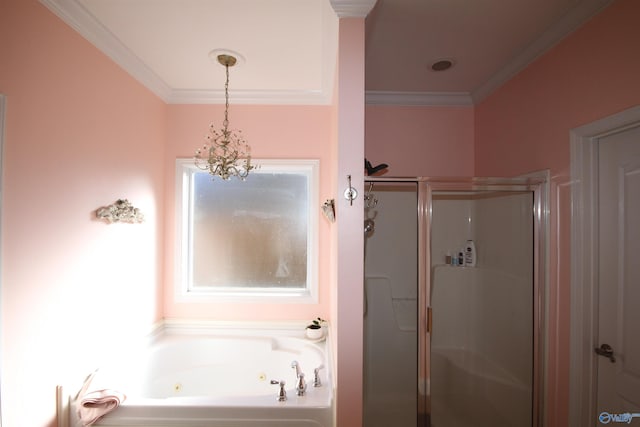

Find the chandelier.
xmin=195 ymin=54 xmax=254 ymax=180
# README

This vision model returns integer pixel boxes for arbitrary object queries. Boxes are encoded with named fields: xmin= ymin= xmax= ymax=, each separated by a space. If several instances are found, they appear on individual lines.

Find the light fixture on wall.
xmin=195 ymin=53 xmax=254 ymax=180
xmin=95 ymin=199 xmax=144 ymax=224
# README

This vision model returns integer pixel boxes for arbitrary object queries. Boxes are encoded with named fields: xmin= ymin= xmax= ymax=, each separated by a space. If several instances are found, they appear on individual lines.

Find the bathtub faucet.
xmin=270 ymin=380 xmax=287 ymax=401
xmin=291 ymin=360 xmax=302 ymax=377
xmin=313 ymin=365 xmax=324 ymax=387
xmin=291 ymin=361 xmax=307 ymax=396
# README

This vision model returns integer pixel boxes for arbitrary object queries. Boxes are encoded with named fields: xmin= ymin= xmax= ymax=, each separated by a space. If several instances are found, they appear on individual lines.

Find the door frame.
xmin=569 ymin=105 xmax=640 ymax=427
xmin=0 ymin=93 xmax=5 ymax=427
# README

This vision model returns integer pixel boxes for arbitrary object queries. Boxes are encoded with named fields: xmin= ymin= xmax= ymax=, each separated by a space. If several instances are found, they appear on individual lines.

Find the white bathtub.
xmin=70 ymin=323 xmax=334 ymax=427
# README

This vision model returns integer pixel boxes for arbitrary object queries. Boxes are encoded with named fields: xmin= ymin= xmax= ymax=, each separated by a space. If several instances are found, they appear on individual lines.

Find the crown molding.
xmin=329 ymin=0 xmax=378 ymax=18
xmin=40 ymin=0 xmax=173 ymax=102
xmin=472 ymin=0 xmax=614 ymax=104
xmin=366 ymin=91 xmax=473 ymax=106
xmin=40 ymin=0 xmax=333 ymax=105
xmin=40 ymin=0 xmax=612 ymax=107
xmin=167 ymin=89 xmax=331 ymax=105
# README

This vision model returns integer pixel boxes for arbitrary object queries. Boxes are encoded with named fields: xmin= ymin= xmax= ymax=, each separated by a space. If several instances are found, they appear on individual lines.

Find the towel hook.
xmin=344 ymin=175 xmax=358 ymax=206
xmin=364 ymin=182 xmax=378 ymax=208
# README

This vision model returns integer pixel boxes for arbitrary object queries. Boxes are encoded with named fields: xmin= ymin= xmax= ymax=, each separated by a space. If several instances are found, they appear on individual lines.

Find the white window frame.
xmin=175 ymin=158 xmax=319 ymax=303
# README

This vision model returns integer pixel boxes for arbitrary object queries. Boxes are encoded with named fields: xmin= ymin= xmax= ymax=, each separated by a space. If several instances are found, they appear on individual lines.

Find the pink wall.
xmin=475 ymin=0 xmax=640 ymax=425
xmin=164 ymin=104 xmax=334 ymax=321
xmin=0 ymin=1 xmax=166 ymax=425
xmin=335 ymin=18 xmax=367 ymax=427
xmin=475 ymin=0 xmax=640 ymax=178
xmin=366 ymin=105 xmax=474 ymax=177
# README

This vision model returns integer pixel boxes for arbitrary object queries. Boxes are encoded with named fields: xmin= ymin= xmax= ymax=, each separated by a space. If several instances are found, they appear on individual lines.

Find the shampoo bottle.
xmin=464 ymin=240 xmax=476 ymax=267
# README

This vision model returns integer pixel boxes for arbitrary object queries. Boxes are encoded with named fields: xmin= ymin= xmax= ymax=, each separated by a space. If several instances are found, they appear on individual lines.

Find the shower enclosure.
xmin=363 ymin=177 xmax=546 ymax=427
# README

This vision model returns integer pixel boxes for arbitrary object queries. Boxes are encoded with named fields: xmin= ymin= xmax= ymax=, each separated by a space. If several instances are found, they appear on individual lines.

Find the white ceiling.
xmin=40 ymin=0 xmax=613 ymax=106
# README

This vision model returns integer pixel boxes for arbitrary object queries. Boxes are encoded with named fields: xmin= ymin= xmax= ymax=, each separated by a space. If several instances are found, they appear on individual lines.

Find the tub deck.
xmin=65 ymin=322 xmax=334 ymax=427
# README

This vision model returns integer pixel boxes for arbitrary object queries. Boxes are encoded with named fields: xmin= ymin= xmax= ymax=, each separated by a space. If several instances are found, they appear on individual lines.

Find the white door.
xmin=596 ymin=124 xmax=640 ymax=418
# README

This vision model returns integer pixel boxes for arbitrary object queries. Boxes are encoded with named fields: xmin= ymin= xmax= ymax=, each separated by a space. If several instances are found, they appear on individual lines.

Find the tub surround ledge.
xmin=58 ymin=319 xmax=335 ymax=427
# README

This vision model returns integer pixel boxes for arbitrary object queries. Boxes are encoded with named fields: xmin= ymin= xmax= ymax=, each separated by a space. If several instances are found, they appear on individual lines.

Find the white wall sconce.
xmin=96 ymin=199 xmax=144 ymax=224
xmin=321 ymin=199 xmax=335 ymax=223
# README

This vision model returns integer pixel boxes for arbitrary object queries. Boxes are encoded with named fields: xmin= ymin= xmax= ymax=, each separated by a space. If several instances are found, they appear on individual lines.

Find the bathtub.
xmin=68 ymin=322 xmax=334 ymax=427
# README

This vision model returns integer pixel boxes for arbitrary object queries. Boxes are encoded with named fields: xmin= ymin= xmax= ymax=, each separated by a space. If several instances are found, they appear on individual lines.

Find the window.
xmin=175 ymin=159 xmax=319 ymax=302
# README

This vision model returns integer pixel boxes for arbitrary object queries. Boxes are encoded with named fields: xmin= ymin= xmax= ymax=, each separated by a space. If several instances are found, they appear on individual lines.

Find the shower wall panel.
xmin=430 ymin=191 xmax=534 ymax=427
xmin=430 ymin=197 xmax=473 ymax=266
xmin=364 ymin=184 xmax=418 ymax=427
xmin=474 ymin=193 xmax=533 ymax=386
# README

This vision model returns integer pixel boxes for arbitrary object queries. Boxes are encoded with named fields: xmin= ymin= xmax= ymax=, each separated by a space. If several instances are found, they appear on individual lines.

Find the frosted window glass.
xmin=192 ymin=172 xmax=308 ymax=288
xmin=175 ymin=159 xmax=318 ymax=301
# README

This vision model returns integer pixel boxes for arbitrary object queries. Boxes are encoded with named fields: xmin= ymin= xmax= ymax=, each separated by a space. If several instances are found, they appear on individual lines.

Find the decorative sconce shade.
xmin=195 ymin=54 xmax=254 ymax=180
xmin=321 ymin=199 xmax=336 ymax=223
xmin=96 ymin=199 xmax=143 ymax=224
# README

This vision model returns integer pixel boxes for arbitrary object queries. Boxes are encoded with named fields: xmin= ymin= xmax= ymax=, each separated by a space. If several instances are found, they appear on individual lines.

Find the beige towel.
xmin=76 ymin=370 xmax=126 ymax=426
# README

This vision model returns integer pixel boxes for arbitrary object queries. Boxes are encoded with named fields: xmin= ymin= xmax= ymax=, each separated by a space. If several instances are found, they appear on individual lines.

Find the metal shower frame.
xmin=364 ymin=175 xmax=549 ymax=427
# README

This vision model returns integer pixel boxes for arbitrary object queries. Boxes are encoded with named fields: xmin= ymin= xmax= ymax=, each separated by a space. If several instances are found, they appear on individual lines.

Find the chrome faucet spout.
xmin=291 ymin=361 xmax=307 ymax=396
xmin=291 ymin=360 xmax=302 ymax=378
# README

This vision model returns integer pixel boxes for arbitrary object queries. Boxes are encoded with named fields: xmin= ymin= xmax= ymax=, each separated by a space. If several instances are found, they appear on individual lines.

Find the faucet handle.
xmin=295 ymin=373 xmax=307 ymax=396
xmin=270 ymin=380 xmax=287 ymax=401
xmin=313 ymin=365 xmax=324 ymax=387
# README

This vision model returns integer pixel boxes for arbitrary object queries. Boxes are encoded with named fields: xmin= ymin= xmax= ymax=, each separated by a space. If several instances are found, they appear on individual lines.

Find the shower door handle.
xmin=595 ymin=343 xmax=616 ymax=363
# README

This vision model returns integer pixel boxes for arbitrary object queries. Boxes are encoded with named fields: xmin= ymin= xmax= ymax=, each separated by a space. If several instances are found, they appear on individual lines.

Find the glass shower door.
xmin=427 ymin=187 xmax=537 ymax=427
xmin=364 ymin=182 xmax=419 ymax=427
xmin=364 ymin=177 xmax=546 ymax=427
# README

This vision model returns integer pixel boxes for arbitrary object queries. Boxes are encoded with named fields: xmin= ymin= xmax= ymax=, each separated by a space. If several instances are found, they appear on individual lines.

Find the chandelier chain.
xmin=223 ymin=63 xmax=230 ymax=135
